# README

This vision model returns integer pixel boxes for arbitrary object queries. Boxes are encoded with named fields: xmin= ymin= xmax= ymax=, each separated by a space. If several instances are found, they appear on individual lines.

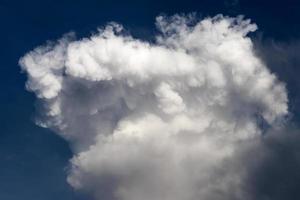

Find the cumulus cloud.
xmin=20 ymin=14 xmax=289 ymax=200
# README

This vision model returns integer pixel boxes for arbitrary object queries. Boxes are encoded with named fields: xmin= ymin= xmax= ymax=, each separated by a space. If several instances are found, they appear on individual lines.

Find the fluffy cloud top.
xmin=20 ymin=14 xmax=288 ymax=200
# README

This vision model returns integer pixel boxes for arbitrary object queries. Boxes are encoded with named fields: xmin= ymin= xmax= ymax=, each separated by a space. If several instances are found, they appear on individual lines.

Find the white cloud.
xmin=20 ymin=14 xmax=288 ymax=200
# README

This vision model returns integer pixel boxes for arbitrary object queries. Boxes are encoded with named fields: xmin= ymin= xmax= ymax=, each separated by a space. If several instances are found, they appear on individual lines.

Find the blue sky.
xmin=1 ymin=0 xmax=300 ymax=200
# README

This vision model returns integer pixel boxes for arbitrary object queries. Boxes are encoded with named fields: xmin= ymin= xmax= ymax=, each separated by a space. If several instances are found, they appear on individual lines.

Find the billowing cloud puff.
xmin=20 ymin=14 xmax=288 ymax=200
